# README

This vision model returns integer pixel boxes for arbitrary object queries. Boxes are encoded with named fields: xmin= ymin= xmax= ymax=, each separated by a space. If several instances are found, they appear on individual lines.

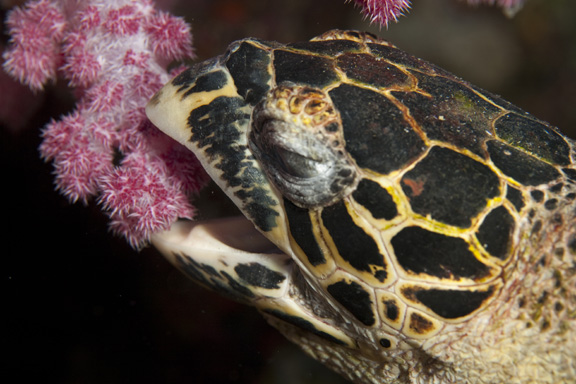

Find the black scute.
xmin=476 ymin=206 xmax=515 ymax=261
xmin=284 ymin=198 xmax=327 ymax=266
xmin=382 ymin=299 xmax=400 ymax=321
xmin=288 ymin=39 xmax=361 ymax=55
xmin=487 ymin=140 xmax=561 ymax=186
xmin=329 ymin=84 xmax=426 ymax=174
xmin=187 ymin=96 xmax=248 ymax=152
xmin=494 ymin=113 xmax=571 ymax=166
xmin=321 ymin=201 xmax=387 ymax=282
xmin=531 ymin=190 xmax=544 ymax=202
xmin=393 ymin=73 xmax=502 ymax=158
xmin=327 ymin=280 xmax=375 ymax=326
xmin=225 ymin=41 xmax=272 ymax=105
xmin=274 ymin=50 xmax=339 ymax=88
xmin=401 ymin=146 xmax=500 ymax=228
xmin=392 ymin=226 xmax=492 ymax=281
xmin=409 ymin=286 xmax=495 ymax=319
xmin=352 ymin=179 xmax=398 ymax=220
xmin=337 ymin=53 xmax=410 ymax=88
xmin=506 ymin=186 xmax=525 ymax=212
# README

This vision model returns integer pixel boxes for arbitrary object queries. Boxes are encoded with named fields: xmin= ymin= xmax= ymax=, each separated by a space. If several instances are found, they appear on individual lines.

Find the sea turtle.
xmin=146 ymin=30 xmax=576 ymax=384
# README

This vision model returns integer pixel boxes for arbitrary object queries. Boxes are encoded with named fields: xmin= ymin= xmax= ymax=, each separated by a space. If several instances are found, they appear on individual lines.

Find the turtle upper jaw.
xmin=146 ymin=55 xmax=288 ymax=240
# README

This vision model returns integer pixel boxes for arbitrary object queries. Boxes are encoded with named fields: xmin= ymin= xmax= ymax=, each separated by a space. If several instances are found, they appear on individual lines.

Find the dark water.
xmin=5 ymin=0 xmax=575 ymax=383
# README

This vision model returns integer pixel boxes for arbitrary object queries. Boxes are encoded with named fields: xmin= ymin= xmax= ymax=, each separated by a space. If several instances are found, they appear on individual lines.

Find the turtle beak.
xmin=146 ymin=62 xmax=290 ymax=256
xmin=146 ymin=58 xmax=227 ymax=147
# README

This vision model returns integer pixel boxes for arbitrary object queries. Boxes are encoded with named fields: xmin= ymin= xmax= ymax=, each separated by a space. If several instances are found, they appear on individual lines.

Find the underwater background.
xmin=4 ymin=0 xmax=575 ymax=383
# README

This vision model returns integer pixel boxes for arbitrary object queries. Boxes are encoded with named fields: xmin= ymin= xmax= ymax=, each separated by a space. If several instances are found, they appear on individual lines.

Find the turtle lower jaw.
xmin=151 ymin=216 xmax=292 ymax=303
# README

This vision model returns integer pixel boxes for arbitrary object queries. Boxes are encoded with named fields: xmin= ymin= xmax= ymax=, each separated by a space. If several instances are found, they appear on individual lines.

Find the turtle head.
xmin=147 ymin=38 xmax=359 ymax=237
xmin=146 ymin=37 xmax=365 ymax=356
xmin=146 ymin=30 xmax=576 ymax=384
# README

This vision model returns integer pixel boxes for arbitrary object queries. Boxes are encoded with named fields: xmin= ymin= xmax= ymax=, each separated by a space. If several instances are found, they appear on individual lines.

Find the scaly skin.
xmin=267 ymin=181 xmax=576 ymax=383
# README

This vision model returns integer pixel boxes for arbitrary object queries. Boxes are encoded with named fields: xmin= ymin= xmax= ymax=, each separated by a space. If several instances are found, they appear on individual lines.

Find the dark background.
xmin=4 ymin=0 xmax=576 ymax=383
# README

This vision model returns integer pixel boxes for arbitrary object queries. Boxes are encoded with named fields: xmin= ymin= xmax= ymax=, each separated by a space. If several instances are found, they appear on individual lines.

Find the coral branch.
xmin=350 ymin=0 xmax=526 ymax=27
xmin=3 ymin=0 xmax=65 ymax=90
xmin=349 ymin=0 xmax=411 ymax=27
xmin=3 ymin=0 xmax=208 ymax=248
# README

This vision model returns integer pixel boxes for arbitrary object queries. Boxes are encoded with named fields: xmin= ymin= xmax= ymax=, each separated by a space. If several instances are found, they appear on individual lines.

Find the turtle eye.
xmin=250 ymin=84 xmax=359 ymax=208
xmin=273 ymin=146 xmax=329 ymax=179
xmin=251 ymin=118 xmax=330 ymax=180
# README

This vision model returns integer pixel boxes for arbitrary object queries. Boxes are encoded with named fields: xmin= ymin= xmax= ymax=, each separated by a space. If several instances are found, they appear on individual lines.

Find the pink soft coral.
xmin=351 ymin=0 xmax=526 ymax=27
xmin=3 ymin=0 xmax=208 ymax=248
xmin=350 ymin=0 xmax=412 ymax=26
